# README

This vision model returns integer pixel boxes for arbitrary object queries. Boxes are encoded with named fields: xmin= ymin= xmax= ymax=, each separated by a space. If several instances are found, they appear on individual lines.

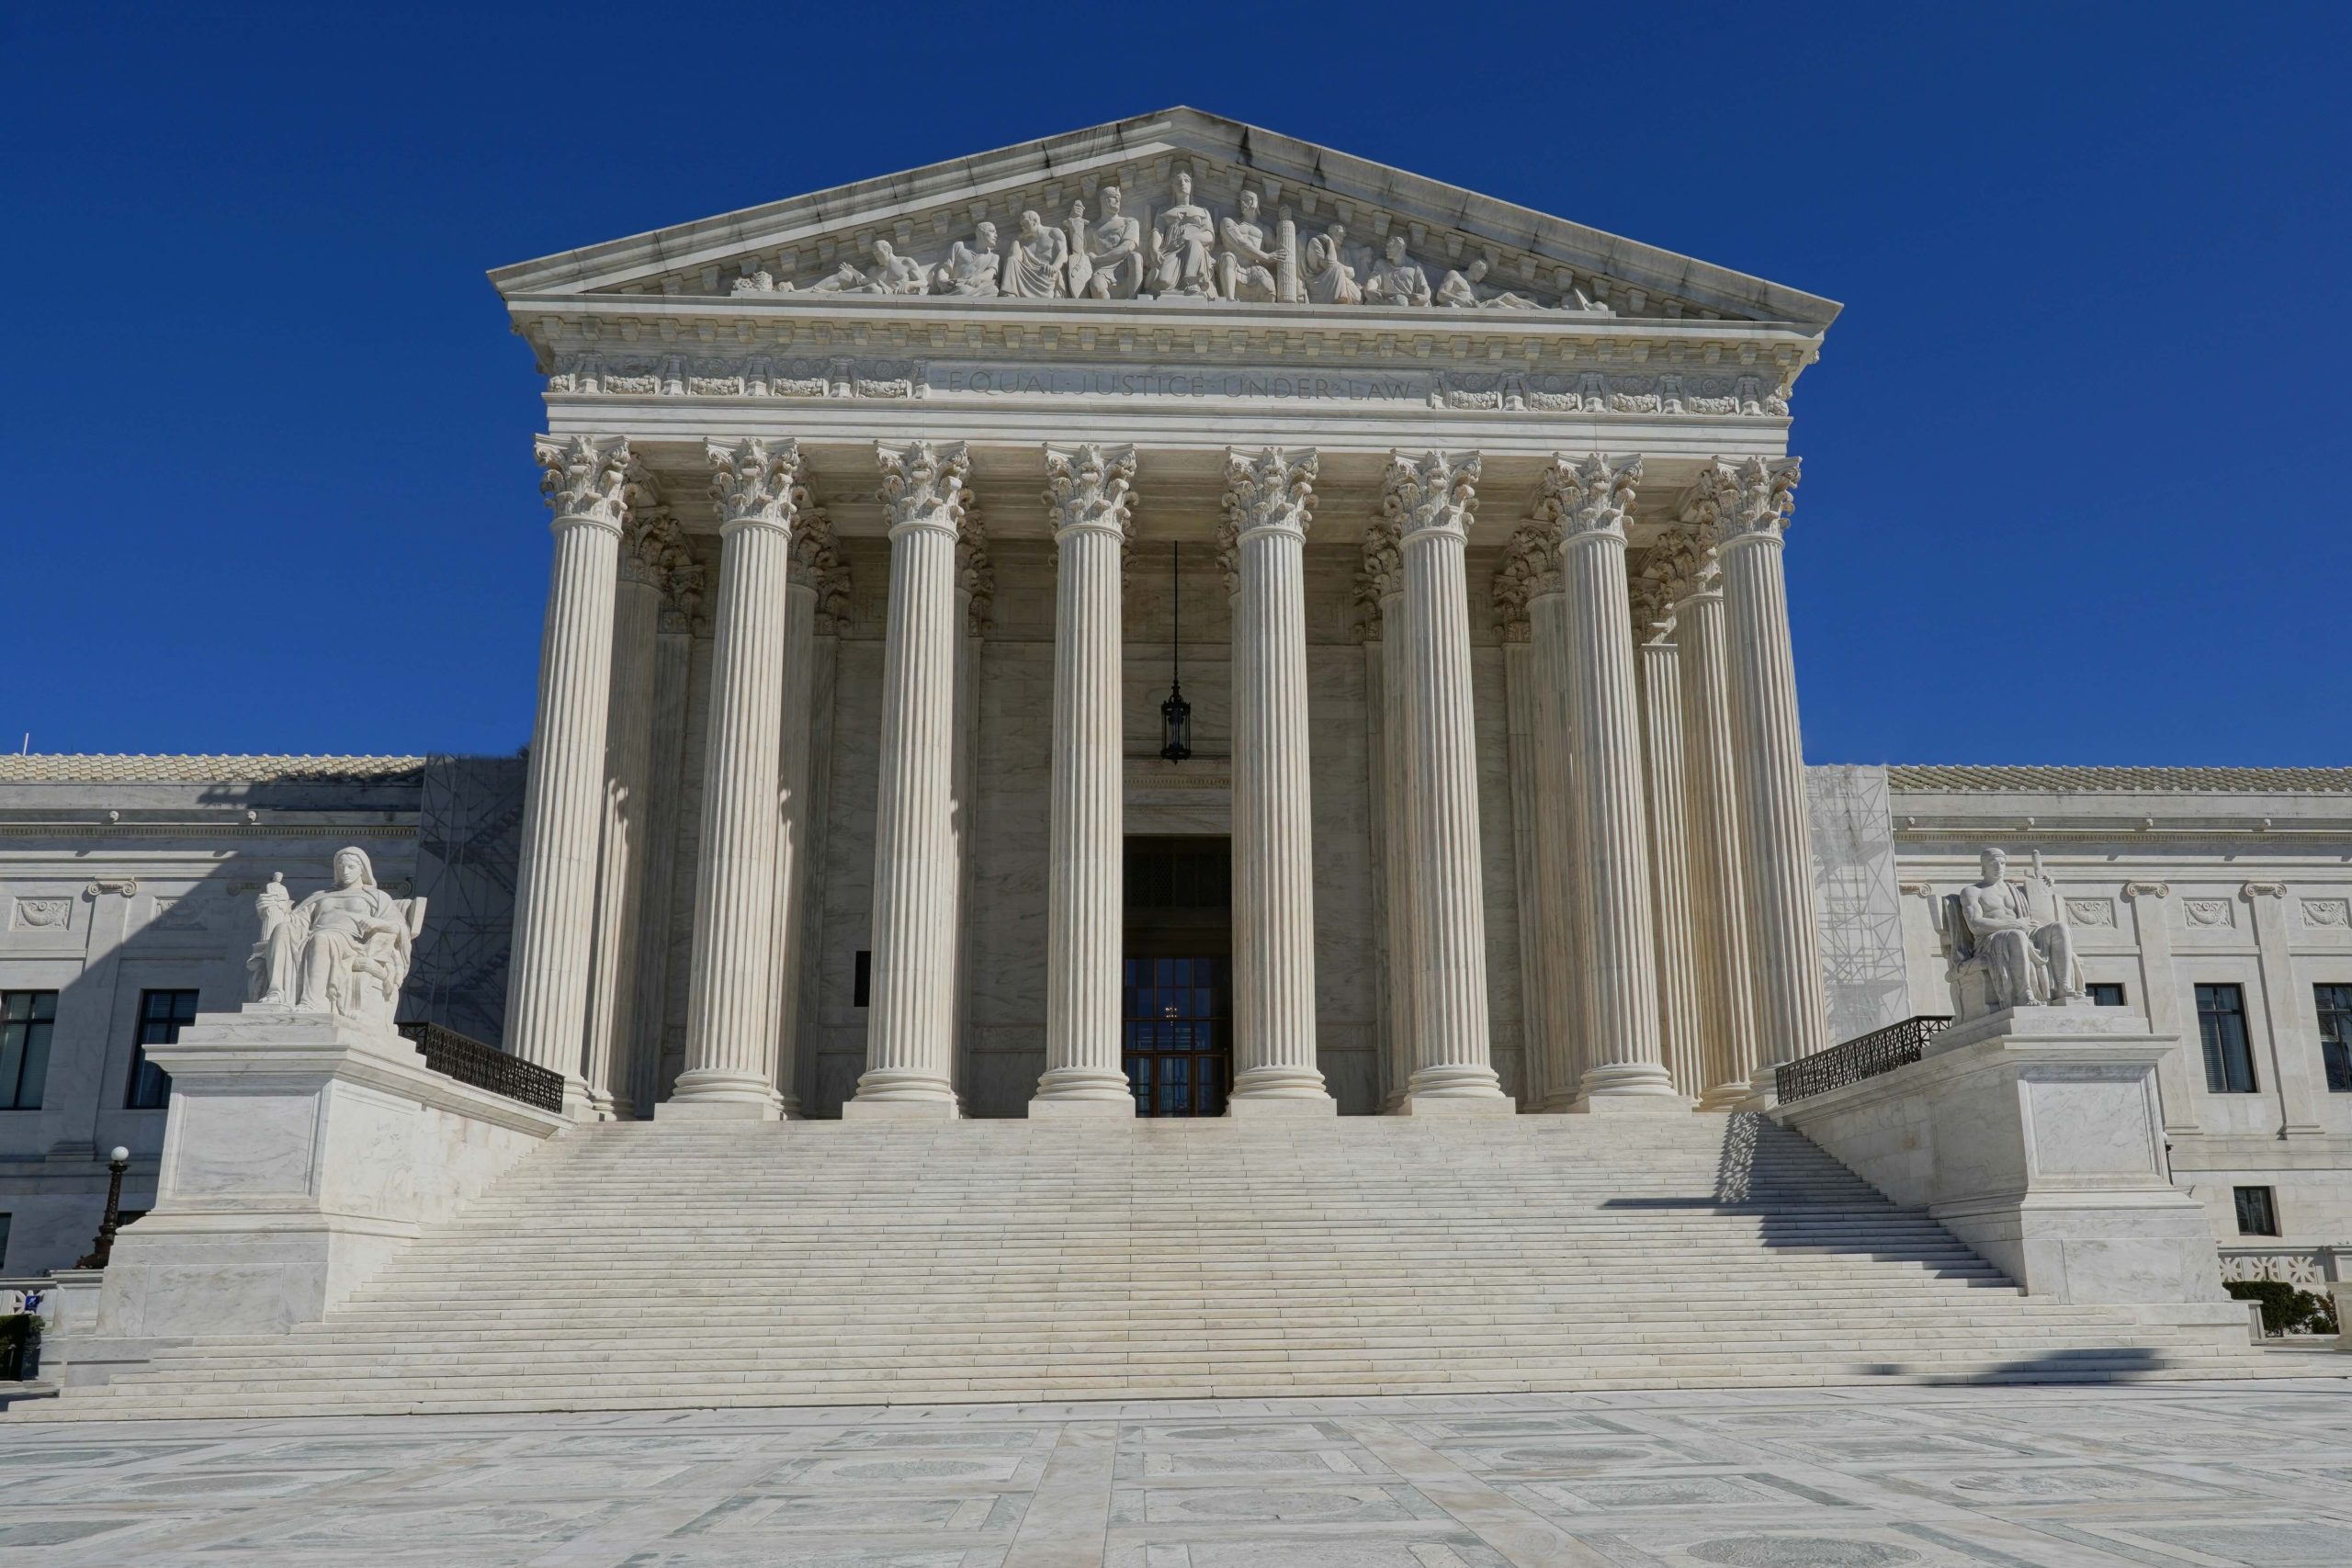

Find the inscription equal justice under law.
xmin=936 ymin=363 xmax=1425 ymax=402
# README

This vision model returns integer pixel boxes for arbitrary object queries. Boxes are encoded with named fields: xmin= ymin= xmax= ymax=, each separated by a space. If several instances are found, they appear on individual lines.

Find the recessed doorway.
xmin=1123 ymin=836 xmax=1232 ymax=1118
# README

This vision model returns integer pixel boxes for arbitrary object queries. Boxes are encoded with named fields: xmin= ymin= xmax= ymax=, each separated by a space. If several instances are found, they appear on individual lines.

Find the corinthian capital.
xmin=535 ymin=434 xmax=635 ymax=530
xmin=1043 ymin=444 xmax=1138 ymax=540
xmin=1628 ymin=568 xmax=1677 ymax=646
xmin=1354 ymin=515 xmax=1403 ymax=637
xmin=787 ymin=490 xmax=853 ymax=633
xmin=621 ymin=508 xmax=684 ymax=587
xmin=1537 ymin=453 xmax=1643 ymax=543
xmin=876 ymin=440 xmax=971 ymax=536
xmin=1704 ymin=455 xmax=1801 ymax=545
xmin=1221 ymin=446 xmax=1317 ymax=541
xmin=1490 ymin=525 xmax=1557 ymax=644
xmin=706 ymin=437 xmax=803 ymax=534
xmin=1381 ymin=450 xmax=1481 ymax=543
xmin=1648 ymin=525 xmax=1721 ymax=603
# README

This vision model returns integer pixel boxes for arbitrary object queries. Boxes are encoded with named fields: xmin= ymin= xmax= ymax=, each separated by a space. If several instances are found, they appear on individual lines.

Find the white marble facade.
xmin=6 ymin=112 xmax=2352 ymax=1282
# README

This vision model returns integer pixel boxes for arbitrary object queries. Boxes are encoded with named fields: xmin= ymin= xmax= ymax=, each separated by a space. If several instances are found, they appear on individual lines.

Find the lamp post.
xmin=74 ymin=1146 xmax=130 ymax=1270
xmin=1159 ymin=541 xmax=1192 ymax=762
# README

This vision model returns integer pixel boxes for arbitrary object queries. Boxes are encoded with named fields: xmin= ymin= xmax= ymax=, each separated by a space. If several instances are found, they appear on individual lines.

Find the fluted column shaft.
xmin=1547 ymin=456 xmax=1681 ymax=1107
xmin=625 ymin=596 xmax=696 ymax=1114
xmin=1674 ymin=575 xmax=1760 ymax=1109
xmin=1636 ymin=626 xmax=1705 ymax=1099
xmin=1714 ymin=457 xmax=1827 ymax=1093
xmin=1034 ymin=445 xmax=1136 ymax=1113
xmin=507 ymin=435 xmax=633 ymax=1105
xmin=1387 ymin=452 xmax=1509 ymax=1111
xmin=1223 ymin=448 xmax=1333 ymax=1112
xmin=851 ymin=441 xmax=968 ymax=1116
xmin=669 ymin=439 xmax=802 ymax=1118
xmin=763 ymin=579 xmax=818 ymax=1118
xmin=1499 ymin=636 xmax=1549 ymax=1111
xmin=581 ymin=518 xmax=671 ymax=1120
xmin=1527 ymin=591 xmax=1587 ymax=1109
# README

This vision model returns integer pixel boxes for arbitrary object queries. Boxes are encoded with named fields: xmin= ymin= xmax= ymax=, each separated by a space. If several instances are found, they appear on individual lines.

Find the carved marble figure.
xmin=1956 ymin=846 xmax=2083 ymax=1011
xmin=1217 ymin=189 xmax=1282 ymax=303
xmin=1069 ymin=186 xmax=1143 ymax=299
xmin=933 ymin=223 xmax=1001 ymax=297
xmin=1001 ymin=209 xmax=1070 ymax=299
xmin=1437 ymin=256 xmax=1541 ymax=310
xmin=244 ymin=846 xmax=427 ymax=1028
xmin=808 ymin=240 xmax=927 ymax=296
xmin=1148 ymin=170 xmax=1218 ymax=299
xmin=1363 ymin=236 xmax=1432 ymax=308
xmin=1303 ymin=223 xmax=1363 ymax=304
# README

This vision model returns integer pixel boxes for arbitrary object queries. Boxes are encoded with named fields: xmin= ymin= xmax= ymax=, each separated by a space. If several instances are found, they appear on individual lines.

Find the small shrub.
xmin=2225 ymin=1279 xmax=2340 ymax=1337
xmin=0 ymin=1313 xmax=40 ymax=1381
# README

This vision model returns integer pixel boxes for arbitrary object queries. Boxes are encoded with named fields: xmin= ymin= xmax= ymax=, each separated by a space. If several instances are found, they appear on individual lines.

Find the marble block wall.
xmin=1806 ymin=762 xmax=1909 ymax=1046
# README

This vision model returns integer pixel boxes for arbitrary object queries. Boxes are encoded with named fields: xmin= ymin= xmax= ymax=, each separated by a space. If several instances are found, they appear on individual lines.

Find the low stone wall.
xmin=1774 ymin=1004 xmax=2231 ymax=1308
xmin=62 ymin=1006 xmax=566 ymax=1384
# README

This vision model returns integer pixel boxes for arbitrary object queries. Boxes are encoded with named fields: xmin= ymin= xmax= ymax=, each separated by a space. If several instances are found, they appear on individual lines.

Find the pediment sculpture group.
xmin=731 ymin=173 xmax=1613 ymax=316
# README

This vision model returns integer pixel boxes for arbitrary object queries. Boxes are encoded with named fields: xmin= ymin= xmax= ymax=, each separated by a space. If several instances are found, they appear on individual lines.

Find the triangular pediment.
xmin=490 ymin=107 xmax=1838 ymax=329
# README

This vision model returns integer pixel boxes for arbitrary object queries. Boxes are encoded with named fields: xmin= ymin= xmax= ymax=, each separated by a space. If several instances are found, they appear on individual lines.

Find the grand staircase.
xmin=40 ymin=1114 xmax=2268 ymax=1418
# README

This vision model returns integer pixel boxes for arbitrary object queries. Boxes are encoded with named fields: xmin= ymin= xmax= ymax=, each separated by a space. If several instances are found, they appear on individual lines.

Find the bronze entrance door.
xmin=1122 ymin=836 xmax=1232 ymax=1118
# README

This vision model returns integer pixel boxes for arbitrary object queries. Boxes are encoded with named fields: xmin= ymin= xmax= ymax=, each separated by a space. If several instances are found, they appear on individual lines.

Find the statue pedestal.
xmin=1773 ymin=1006 xmax=2228 ymax=1308
xmin=79 ymin=1006 xmax=566 ymax=1376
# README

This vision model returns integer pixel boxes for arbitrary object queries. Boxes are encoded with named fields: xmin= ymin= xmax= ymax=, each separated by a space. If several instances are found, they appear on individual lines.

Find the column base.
xmin=1695 ymin=1080 xmax=1750 ymax=1112
xmin=844 ymin=1067 xmax=961 ymax=1120
xmin=1577 ymin=1060 xmax=1683 ymax=1100
xmin=1570 ymin=1091 xmax=1697 ymax=1115
xmin=1030 ymin=1065 xmax=1133 ymax=1114
xmin=659 ymin=1068 xmax=786 ymax=1121
xmin=1739 ymin=1063 xmax=1782 ymax=1111
xmin=1396 ymin=1091 xmax=1515 ymax=1116
xmin=1227 ymin=1093 xmax=1338 ymax=1118
xmin=1403 ymin=1064 xmax=1510 ymax=1103
xmin=1029 ymin=1095 xmax=1136 ymax=1119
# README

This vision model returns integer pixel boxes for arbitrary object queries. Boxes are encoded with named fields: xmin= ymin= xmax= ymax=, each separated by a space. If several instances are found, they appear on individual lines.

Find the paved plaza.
xmin=1 ymin=1379 xmax=2348 ymax=1565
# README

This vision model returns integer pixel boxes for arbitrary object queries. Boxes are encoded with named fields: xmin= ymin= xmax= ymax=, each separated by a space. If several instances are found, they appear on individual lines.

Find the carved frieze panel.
xmin=2181 ymin=897 xmax=2235 ymax=930
xmin=148 ymin=896 xmax=209 ymax=931
xmin=2301 ymin=897 xmax=2351 ymax=931
xmin=10 ymin=897 xmax=70 ymax=931
xmin=2065 ymin=897 xmax=2117 ymax=928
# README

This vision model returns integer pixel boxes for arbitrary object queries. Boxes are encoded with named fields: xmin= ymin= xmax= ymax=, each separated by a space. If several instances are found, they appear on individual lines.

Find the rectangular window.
xmin=853 ymin=951 xmax=871 ymax=1009
xmin=0 ymin=1212 xmax=10 ymax=1271
xmin=2316 ymin=984 xmax=2352 ymax=1094
xmin=124 ymin=989 xmax=198 ymax=1111
xmin=0 ymin=991 xmax=57 ymax=1111
xmin=2195 ymin=983 xmax=2257 ymax=1094
xmin=2233 ymin=1185 xmax=2280 ymax=1237
xmin=2087 ymin=982 xmax=2127 ymax=1008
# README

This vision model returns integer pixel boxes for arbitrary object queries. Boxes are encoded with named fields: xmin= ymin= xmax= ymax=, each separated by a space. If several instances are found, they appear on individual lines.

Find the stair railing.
xmin=1775 ymin=1015 xmax=1953 ymax=1104
xmin=395 ymin=1021 xmax=566 ymax=1112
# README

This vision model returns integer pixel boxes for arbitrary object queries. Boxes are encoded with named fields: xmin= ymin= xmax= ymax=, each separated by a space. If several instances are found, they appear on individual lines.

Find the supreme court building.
xmin=6 ymin=111 xmax=2350 ymax=1344
xmin=491 ymin=107 xmax=1831 ymax=1128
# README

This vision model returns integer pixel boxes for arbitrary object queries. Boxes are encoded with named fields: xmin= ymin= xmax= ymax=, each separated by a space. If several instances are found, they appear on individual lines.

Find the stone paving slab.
xmin=0 ymin=1378 xmax=2347 ymax=1565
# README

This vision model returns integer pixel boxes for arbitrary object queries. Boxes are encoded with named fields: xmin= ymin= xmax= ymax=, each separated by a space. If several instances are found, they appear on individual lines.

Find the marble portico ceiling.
xmin=491 ymin=107 xmax=1840 ymax=331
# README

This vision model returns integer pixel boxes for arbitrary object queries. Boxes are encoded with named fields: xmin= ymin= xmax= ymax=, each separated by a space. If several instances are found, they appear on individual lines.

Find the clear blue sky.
xmin=7 ymin=3 xmax=2346 ymax=766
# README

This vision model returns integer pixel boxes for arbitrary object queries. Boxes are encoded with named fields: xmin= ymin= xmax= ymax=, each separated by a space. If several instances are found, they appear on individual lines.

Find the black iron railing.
xmin=1775 ymin=1014 xmax=1953 ymax=1104
xmin=397 ymin=1021 xmax=565 ymax=1113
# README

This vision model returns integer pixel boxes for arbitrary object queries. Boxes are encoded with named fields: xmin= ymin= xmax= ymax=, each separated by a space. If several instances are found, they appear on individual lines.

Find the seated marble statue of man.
xmin=1958 ymin=846 xmax=2081 ymax=1010
xmin=246 ymin=846 xmax=425 ymax=1028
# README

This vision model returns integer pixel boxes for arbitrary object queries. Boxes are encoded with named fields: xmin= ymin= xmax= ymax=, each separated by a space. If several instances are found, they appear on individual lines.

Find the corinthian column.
xmin=508 ymin=434 xmax=635 ymax=1106
xmin=1632 ymin=574 xmax=1705 ymax=1100
xmin=664 ymin=439 xmax=802 ymax=1119
xmin=1710 ymin=456 xmax=1827 ymax=1095
xmin=1542 ymin=455 xmax=1683 ymax=1109
xmin=1494 ymin=546 xmax=1545 ymax=1111
xmin=625 ymin=551 xmax=700 ymax=1115
xmin=1220 ymin=447 xmax=1334 ymax=1113
xmin=1529 ymin=573 xmax=1589 ymax=1110
xmin=1031 ymin=445 xmax=1138 ymax=1114
xmin=763 ymin=498 xmax=844 ymax=1119
xmin=581 ymin=503 xmax=681 ymax=1120
xmin=1385 ymin=452 xmax=1509 ymax=1111
xmin=848 ymin=440 xmax=968 ymax=1117
xmin=1357 ymin=521 xmax=1417 ymax=1111
xmin=1662 ymin=516 xmax=1760 ymax=1110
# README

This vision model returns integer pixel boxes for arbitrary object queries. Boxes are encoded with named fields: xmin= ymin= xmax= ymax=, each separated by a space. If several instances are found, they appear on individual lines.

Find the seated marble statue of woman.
xmin=246 ymin=846 xmax=423 ymax=1027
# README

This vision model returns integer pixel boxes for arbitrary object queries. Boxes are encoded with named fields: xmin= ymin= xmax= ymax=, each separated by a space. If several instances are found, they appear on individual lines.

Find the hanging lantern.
xmin=1159 ymin=540 xmax=1192 ymax=762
